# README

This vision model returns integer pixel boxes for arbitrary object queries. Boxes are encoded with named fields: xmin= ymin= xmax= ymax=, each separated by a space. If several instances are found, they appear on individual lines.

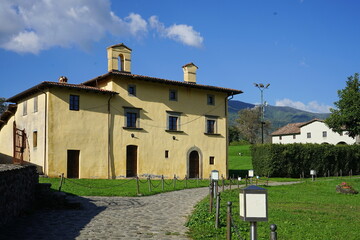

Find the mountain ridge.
xmin=228 ymin=100 xmax=331 ymax=130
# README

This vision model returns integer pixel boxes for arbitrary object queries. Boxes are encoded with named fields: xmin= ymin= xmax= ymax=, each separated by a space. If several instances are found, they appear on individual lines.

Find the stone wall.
xmin=0 ymin=164 xmax=38 ymax=226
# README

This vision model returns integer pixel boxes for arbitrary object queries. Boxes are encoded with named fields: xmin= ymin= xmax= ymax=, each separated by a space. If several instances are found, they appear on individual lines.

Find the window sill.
xmin=123 ymin=127 xmax=143 ymax=131
xmin=204 ymin=133 xmax=221 ymax=136
xmin=166 ymin=130 xmax=184 ymax=133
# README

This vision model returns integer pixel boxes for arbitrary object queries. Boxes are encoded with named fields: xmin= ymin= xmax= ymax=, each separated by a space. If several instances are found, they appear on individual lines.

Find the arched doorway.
xmin=189 ymin=150 xmax=199 ymax=178
xmin=126 ymin=145 xmax=137 ymax=177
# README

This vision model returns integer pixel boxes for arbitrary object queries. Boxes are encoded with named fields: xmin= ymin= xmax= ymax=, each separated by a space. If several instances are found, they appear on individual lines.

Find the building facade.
xmin=0 ymin=44 xmax=242 ymax=179
xmin=271 ymin=119 xmax=357 ymax=145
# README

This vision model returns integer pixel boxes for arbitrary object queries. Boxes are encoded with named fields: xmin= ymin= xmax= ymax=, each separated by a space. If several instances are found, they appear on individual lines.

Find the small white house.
xmin=271 ymin=119 xmax=357 ymax=145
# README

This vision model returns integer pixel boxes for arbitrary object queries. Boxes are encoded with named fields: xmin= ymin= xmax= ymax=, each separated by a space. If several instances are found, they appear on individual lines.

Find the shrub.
xmin=251 ymin=144 xmax=360 ymax=177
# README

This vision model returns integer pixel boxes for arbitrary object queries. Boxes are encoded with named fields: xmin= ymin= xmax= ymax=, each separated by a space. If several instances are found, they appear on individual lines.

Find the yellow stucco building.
xmin=0 ymin=44 xmax=242 ymax=179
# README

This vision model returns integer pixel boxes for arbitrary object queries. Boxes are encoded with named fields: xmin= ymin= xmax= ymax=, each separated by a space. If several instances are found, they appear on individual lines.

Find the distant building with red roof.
xmin=271 ymin=119 xmax=357 ymax=145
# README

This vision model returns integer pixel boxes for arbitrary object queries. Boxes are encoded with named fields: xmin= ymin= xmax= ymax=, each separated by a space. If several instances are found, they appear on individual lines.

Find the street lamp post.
xmin=254 ymin=83 xmax=270 ymax=144
xmin=239 ymin=185 xmax=269 ymax=240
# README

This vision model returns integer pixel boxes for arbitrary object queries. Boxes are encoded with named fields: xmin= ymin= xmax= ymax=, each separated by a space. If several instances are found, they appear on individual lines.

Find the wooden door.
xmin=189 ymin=150 xmax=199 ymax=178
xmin=126 ymin=145 xmax=137 ymax=177
xmin=67 ymin=150 xmax=80 ymax=178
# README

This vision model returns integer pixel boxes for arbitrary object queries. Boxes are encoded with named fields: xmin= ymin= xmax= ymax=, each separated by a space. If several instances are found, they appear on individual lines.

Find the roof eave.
xmin=271 ymin=132 xmax=300 ymax=136
xmin=83 ymin=71 xmax=243 ymax=95
xmin=6 ymin=83 xmax=46 ymax=103
xmin=7 ymin=82 xmax=117 ymax=103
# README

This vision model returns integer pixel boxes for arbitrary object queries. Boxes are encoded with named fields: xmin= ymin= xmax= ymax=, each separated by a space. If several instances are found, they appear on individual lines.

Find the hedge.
xmin=251 ymin=144 xmax=360 ymax=178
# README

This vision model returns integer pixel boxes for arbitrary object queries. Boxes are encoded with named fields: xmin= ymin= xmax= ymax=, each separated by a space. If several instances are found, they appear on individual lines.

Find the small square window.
xmin=322 ymin=131 xmax=327 ymax=138
xmin=128 ymin=85 xmax=136 ymax=96
xmin=293 ymin=135 xmax=296 ymax=139
xmin=33 ymin=131 xmax=38 ymax=148
xmin=165 ymin=150 xmax=169 ymax=158
xmin=209 ymin=156 xmax=215 ymax=165
xmin=207 ymin=94 xmax=215 ymax=105
xmin=307 ymin=132 xmax=311 ymax=138
xmin=69 ymin=95 xmax=79 ymax=111
xmin=169 ymin=90 xmax=177 ymax=101
xmin=279 ymin=136 xmax=282 ymax=140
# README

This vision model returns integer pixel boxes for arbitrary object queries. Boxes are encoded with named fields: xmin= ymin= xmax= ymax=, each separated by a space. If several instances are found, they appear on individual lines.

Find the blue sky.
xmin=1 ymin=0 xmax=360 ymax=113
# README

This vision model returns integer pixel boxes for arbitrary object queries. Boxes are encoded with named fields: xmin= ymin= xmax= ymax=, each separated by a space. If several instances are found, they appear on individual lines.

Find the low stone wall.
xmin=0 ymin=164 xmax=38 ymax=226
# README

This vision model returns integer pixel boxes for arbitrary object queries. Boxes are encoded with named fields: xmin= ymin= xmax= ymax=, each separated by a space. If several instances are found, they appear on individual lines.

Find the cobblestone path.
xmin=1 ymin=187 xmax=209 ymax=240
xmin=0 ymin=182 xmax=300 ymax=240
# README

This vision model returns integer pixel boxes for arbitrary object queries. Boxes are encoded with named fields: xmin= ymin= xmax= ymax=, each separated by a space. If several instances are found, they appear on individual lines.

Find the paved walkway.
xmin=0 ymin=182 xmax=300 ymax=240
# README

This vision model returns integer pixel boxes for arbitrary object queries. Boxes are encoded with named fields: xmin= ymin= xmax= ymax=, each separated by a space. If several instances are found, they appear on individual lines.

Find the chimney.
xmin=182 ymin=63 xmax=198 ymax=84
xmin=58 ymin=76 xmax=68 ymax=83
xmin=107 ymin=43 xmax=132 ymax=73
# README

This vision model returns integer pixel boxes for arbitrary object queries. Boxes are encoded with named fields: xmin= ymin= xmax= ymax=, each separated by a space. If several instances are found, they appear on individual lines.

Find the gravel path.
xmin=0 ymin=182 xmax=301 ymax=240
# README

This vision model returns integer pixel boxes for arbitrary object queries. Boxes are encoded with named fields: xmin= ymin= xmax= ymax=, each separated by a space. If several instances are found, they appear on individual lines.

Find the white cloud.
xmin=149 ymin=16 xmax=203 ymax=48
xmin=0 ymin=0 xmax=202 ymax=54
xmin=275 ymin=98 xmax=332 ymax=113
xmin=3 ymin=31 xmax=41 ymax=54
xmin=125 ymin=13 xmax=148 ymax=36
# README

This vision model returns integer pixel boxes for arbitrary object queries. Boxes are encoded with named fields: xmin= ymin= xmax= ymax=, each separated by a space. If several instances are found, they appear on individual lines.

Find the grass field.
xmin=187 ymin=177 xmax=360 ymax=240
xmin=39 ymin=177 xmax=211 ymax=197
xmin=228 ymin=145 xmax=253 ymax=178
xmin=228 ymin=145 xmax=252 ymax=170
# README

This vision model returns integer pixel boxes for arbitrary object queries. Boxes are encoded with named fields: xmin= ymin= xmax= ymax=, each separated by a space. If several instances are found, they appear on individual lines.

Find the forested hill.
xmin=228 ymin=100 xmax=331 ymax=130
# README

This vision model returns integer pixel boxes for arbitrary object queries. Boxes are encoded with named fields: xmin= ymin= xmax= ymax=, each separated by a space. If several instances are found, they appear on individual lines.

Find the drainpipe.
xmin=39 ymin=89 xmax=48 ymax=176
xmin=107 ymin=94 xmax=114 ymax=179
xmin=225 ymin=93 xmax=234 ymax=179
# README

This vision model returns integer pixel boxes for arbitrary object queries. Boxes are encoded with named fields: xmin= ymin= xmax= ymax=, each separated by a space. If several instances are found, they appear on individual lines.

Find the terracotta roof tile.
xmin=271 ymin=119 xmax=324 ymax=136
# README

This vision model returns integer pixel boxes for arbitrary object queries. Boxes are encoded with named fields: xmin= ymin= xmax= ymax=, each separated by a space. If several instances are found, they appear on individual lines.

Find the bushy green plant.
xmin=251 ymin=144 xmax=360 ymax=177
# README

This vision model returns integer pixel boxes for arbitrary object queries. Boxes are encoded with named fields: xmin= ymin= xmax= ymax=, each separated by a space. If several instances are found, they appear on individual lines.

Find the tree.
xmin=236 ymin=107 xmax=271 ymax=144
xmin=228 ymin=125 xmax=241 ymax=144
xmin=0 ymin=97 xmax=7 ymax=115
xmin=325 ymin=73 xmax=360 ymax=138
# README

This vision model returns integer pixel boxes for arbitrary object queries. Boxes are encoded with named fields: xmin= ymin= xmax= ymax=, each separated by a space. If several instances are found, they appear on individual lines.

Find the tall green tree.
xmin=325 ymin=73 xmax=360 ymax=138
xmin=228 ymin=125 xmax=241 ymax=144
xmin=0 ymin=97 xmax=7 ymax=115
xmin=236 ymin=107 xmax=271 ymax=144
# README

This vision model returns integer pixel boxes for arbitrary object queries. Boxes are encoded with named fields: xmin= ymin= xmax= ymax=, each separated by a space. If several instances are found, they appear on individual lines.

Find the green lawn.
xmin=228 ymin=145 xmax=253 ymax=170
xmin=39 ymin=177 xmax=211 ymax=197
xmin=228 ymin=145 xmax=253 ymax=178
xmin=187 ymin=177 xmax=360 ymax=240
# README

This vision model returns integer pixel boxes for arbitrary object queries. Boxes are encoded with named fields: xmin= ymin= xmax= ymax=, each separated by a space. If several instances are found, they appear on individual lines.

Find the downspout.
xmin=39 ymin=89 xmax=48 ymax=176
xmin=107 ymin=94 xmax=114 ymax=179
xmin=225 ymin=93 xmax=234 ymax=179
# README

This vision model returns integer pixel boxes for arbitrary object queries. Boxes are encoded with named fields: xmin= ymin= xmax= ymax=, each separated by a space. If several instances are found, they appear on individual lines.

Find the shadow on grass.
xmin=0 ymin=195 xmax=106 ymax=239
